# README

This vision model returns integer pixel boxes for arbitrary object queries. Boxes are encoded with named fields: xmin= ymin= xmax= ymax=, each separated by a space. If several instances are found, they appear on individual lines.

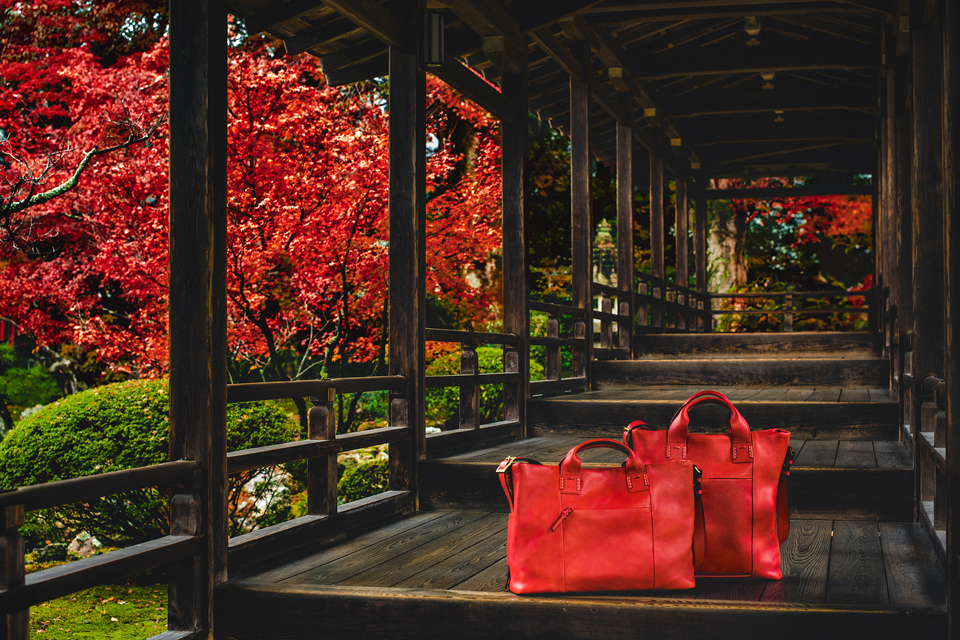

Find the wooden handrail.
xmin=425 ymin=372 xmax=521 ymax=388
xmin=0 ymin=535 xmax=201 ymax=611
xmin=227 ymin=440 xmax=340 ymax=475
xmin=710 ymin=290 xmax=872 ymax=299
xmin=0 ymin=460 xmax=199 ymax=512
xmin=527 ymin=301 xmax=587 ymax=317
xmin=425 ymin=328 xmax=518 ymax=346
xmin=226 ymin=375 xmax=407 ymax=403
xmin=528 ymin=336 xmax=588 ymax=347
xmin=709 ymin=308 xmax=869 ymax=315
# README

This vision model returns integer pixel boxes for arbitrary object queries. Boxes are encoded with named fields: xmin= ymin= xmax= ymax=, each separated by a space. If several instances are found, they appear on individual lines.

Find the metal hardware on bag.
xmin=551 ymin=507 xmax=574 ymax=532
xmin=496 ymin=457 xmax=517 ymax=473
xmin=732 ymin=443 xmax=754 ymax=463
xmin=666 ymin=443 xmax=686 ymax=459
xmin=693 ymin=465 xmax=703 ymax=495
xmin=559 ymin=475 xmax=580 ymax=492
xmin=783 ymin=446 xmax=795 ymax=476
xmin=626 ymin=473 xmax=649 ymax=492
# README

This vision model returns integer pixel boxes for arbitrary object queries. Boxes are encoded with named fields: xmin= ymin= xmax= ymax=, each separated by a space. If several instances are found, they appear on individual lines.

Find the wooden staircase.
xmin=214 ymin=332 xmax=946 ymax=639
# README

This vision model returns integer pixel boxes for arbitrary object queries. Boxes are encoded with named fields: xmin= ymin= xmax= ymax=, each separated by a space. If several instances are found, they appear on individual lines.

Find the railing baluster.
xmin=460 ymin=338 xmax=480 ymax=430
xmin=2 ymin=504 xmax=28 ymax=640
xmin=637 ymin=282 xmax=648 ymax=328
xmin=545 ymin=312 xmax=560 ymax=381
xmin=573 ymin=318 xmax=587 ymax=378
xmin=677 ymin=292 xmax=686 ymax=331
xmin=308 ymin=388 xmax=338 ymax=516
xmin=600 ymin=292 xmax=612 ymax=349
xmin=618 ymin=298 xmax=632 ymax=352
xmin=785 ymin=293 xmax=794 ymax=332
xmin=652 ymin=285 xmax=662 ymax=329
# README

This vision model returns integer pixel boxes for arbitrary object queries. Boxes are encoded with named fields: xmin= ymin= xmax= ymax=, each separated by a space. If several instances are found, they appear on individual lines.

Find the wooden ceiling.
xmin=225 ymin=0 xmax=896 ymax=184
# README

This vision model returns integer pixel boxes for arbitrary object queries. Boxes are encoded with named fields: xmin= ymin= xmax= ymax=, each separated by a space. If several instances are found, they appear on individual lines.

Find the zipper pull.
xmin=551 ymin=507 xmax=574 ymax=532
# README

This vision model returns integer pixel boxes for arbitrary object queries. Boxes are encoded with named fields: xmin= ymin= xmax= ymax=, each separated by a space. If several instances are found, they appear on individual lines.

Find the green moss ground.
xmin=30 ymin=582 xmax=167 ymax=638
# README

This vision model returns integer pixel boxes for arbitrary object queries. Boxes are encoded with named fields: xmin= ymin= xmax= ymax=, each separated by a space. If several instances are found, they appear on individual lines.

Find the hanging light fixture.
xmin=421 ymin=12 xmax=445 ymax=67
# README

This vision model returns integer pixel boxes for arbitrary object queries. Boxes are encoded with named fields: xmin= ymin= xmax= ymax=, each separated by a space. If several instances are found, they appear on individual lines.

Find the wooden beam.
xmin=650 ymin=154 xmax=665 ymax=282
xmin=426 ymin=56 xmax=514 ymax=123
xmin=482 ymin=36 xmax=521 ymax=74
xmin=322 ymin=0 xmax=411 ymax=50
xmin=450 ymin=0 xmax=523 ymax=50
xmin=168 ymin=0 xmax=228 ymax=635
xmin=245 ymin=0 xmax=326 ymax=35
xmin=387 ymin=17 xmax=425 ymax=509
xmin=500 ymin=54 xmax=528 ymax=433
xmin=325 ymin=53 xmax=388 ymax=86
xmin=676 ymin=180 xmax=689 ymax=289
xmin=703 ymin=183 xmax=875 ymax=199
xmin=586 ymin=2 xmax=888 ymax=25
xmin=283 ymin=22 xmax=366 ymax=56
xmin=943 ymin=0 xmax=960 ymax=634
xmin=320 ymin=39 xmax=386 ymax=73
xmin=634 ymin=42 xmax=879 ymax=80
xmin=529 ymin=27 xmax=581 ymax=80
xmin=665 ymin=88 xmax=877 ymax=118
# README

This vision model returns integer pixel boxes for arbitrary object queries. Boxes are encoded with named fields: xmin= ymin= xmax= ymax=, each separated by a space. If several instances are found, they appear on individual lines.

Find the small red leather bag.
xmin=624 ymin=391 xmax=792 ymax=579
xmin=497 ymin=438 xmax=700 ymax=594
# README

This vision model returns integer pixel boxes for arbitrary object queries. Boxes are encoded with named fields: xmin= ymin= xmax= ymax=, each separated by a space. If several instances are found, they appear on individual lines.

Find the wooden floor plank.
xmin=879 ymin=522 xmax=946 ymax=608
xmin=341 ymin=513 xmax=508 ymax=588
xmin=438 ymin=438 xmax=546 ymax=462
xmin=695 ymin=579 xmax=766 ymax=601
xmin=839 ymin=388 xmax=871 ymax=402
xmin=807 ymin=388 xmax=842 ymax=402
xmin=825 ymin=520 xmax=889 ymax=605
xmin=789 ymin=439 xmax=806 ymax=459
xmin=750 ymin=388 xmax=792 ymax=401
xmin=393 ymin=525 xmax=508 ymax=590
xmin=284 ymin=511 xmax=488 ymax=586
xmin=452 ymin=556 xmax=509 ymax=592
xmin=873 ymin=441 xmax=912 ymax=469
xmin=247 ymin=510 xmax=451 ymax=583
xmin=867 ymin=388 xmax=893 ymax=402
xmin=793 ymin=440 xmax=839 ymax=467
xmin=835 ymin=441 xmax=877 ymax=468
xmin=762 ymin=519 xmax=831 ymax=603
xmin=782 ymin=388 xmax=817 ymax=402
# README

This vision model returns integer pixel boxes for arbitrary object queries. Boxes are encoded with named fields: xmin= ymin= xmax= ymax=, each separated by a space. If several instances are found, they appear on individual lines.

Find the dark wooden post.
xmin=616 ymin=121 xmax=634 ymax=354
xmin=545 ymin=312 xmax=560 ymax=382
xmin=459 ymin=338 xmax=480 ymax=431
xmin=388 ymin=9 xmax=425 ymax=506
xmin=650 ymin=154 xmax=665 ymax=329
xmin=307 ymin=389 xmax=337 ymax=515
xmin=600 ymin=292 xmax=613 ymax=348
xmin=943 ymin=0 xmax=960 ymax=634
xmin=884 ymin=61 xmax=899 ymax=376
xmin=676 ymin=180 xmax=689 ymax=290
xmin=911 ymin=1 xmax=945 ymax=499
xmin=694 ymin=177 xmax=708 ymax=332
xmin=167 ymin=0 xmax=228 ymax=633
xmin=897 ymin=49 xmax=914 ymax=414
xmin=570 ymin=51 xmax=592 ymax=382
xmin=501 ymin=55 xmax=528 ymax=431
xmin=2 ymin=504 xmax=27 ymax=639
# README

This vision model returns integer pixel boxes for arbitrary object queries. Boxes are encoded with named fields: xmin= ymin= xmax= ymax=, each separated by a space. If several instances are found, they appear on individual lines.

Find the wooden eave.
xmin=227 ymin=0 xmax=889 ymax=181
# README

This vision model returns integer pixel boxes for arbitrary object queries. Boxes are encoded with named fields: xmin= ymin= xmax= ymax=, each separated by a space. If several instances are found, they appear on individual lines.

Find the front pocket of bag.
xmin=699 ymin=478 xmax=753 ymax=576
xmin=560 ymin=507 xmax=654 ymax=592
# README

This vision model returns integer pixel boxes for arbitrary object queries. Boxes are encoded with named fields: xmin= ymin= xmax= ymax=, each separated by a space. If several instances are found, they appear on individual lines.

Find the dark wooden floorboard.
xmin=339 ymin=512 xmax=505 ymax=588
xmin=761 ymin=519 xmax=831 ymax=603
xmin=872 ymin=441 xmax=912 ymax=468
xmin=793 ymin=440 xmax=839 ymax=467
xmin=287 ymin=511 xmax=488 ymax=586
xmin=839 ymin=388 xmax=871 ymax=402
xmin=392 ymin=523 xmax=508 ymax=590
xmin=825 ymin=520 xmax=888 ymax=605
xmin=878 ymin=522 xmax=946 ymax=608
xmin=807 ymin=388 xmax=843 ymax=402
xmin=452 ymin=556 xmax=509 ymax=592
xmin=835 ymin=441 xmax=876 ymax=468
xmin=695 ymin=579 xmax=766 ymax=601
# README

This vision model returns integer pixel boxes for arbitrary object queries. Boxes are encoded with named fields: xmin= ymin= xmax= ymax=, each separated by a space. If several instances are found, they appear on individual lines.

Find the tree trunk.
xmin=707 ymin=203 xmax=748 ymax=294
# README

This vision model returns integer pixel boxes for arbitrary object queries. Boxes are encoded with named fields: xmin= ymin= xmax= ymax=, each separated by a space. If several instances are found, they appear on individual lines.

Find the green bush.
xmin=0 ymin=379 xmax=298 ymax=547
xmin=337 ymin=456 xmax=389 ymax=504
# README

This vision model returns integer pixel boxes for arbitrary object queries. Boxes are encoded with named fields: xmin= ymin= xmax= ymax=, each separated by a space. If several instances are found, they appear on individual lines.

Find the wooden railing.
xmin=635 ymin=274 xmax=710 ymax=334
xmin=1 ymin=462 xmax=201 ymax=640
xmin=918 ymin=375 xmax=947 ymax=562
xmin=423 ymin=328 xmax=523 ymax=455
xmin=225 ymin=375 xmax=412 ymax=572
xmin=709 ymin=290 xmax=875 ymax=332
xmin=528 ymin=301 xmax=588 ymax=397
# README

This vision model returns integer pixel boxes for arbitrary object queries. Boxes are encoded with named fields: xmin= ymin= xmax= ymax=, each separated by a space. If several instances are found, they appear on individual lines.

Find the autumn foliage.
xmin=0 ymin=7 xmax=503 ymax=380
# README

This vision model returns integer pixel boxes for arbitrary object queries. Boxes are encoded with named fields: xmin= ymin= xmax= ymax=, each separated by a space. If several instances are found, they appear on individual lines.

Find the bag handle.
xmin=666 ymin=390 xmax=753 ymax=464
xmin=559 ymin=438 xmax=648 ymax=494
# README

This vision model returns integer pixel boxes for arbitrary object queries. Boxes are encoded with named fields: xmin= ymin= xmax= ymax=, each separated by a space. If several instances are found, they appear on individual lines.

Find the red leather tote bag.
xmin=624 ymin=391 xmax=792 ymax=580
xmin=497 ymin=438 xmax=700 ymax=594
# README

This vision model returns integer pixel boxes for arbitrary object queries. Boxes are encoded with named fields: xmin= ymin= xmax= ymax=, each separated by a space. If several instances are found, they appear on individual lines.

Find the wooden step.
xmin=215 ymin=511 xmax=945 ymax=640
xmin=528 ymin=387 xmax=899 ymax=440
xmin=593 ymin=357 xmax=889 ymax=388
xmin=634 ymin=331 xmax=881 ymax=359
xmin=419 ymin=437 xmax=912 ymax=520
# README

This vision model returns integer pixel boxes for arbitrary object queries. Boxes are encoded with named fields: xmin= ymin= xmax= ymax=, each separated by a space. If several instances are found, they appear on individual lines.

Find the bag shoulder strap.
xmin=496 ymin=457 xmax=541 ymax=511
xmin=776 ymin=446 xmax=795 ymax=543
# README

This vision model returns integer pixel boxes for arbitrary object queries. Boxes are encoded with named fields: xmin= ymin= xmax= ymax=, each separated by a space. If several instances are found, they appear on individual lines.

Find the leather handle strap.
xmin=560 ymin=439 xmax=648 ymax=494
xmin=667 ymin=390 xmax=753 ymax=463
xmin=693 ymin=488 xmax=705 ymax=572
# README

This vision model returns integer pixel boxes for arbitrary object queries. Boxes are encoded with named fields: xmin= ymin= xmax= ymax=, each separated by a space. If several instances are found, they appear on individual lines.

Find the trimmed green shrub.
xmin=337 ymin=457 xmax=389 ymax=504
xmin=0 ymin=379 xmax=298 ymax=547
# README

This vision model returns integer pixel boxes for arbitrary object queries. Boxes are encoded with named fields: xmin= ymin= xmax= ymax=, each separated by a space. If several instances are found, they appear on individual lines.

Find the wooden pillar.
xmin=167 ymin=0 xmax=228 ymax=633
xmin=885 ymin=64 xmax=899 ymax=363
xmin=388 ymin=15 xmax=425 ymax=506
xmin=650 ymin=154 xmax=665 ymax=329
xmin=676 ymin=180 xmax=689 ymax=289
xmin=570 ymin=54 xmax=592 ymax=379
xmin=2 ymin=505 xmax=27 ymax=639
xmin=897 ymin=52 xmax=915 ymax=360
xmin=943 ymin=0 xmax=960 ymax=634
xmin=694 ymin=178 xmax=708 ymax=331
xmin=911 ymin=3 xmax=946 ymax=441
xmin=616 ymin=121 xmax=634 ymax=353
xmin=501 ymin=55 xmax=528 ymax=431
